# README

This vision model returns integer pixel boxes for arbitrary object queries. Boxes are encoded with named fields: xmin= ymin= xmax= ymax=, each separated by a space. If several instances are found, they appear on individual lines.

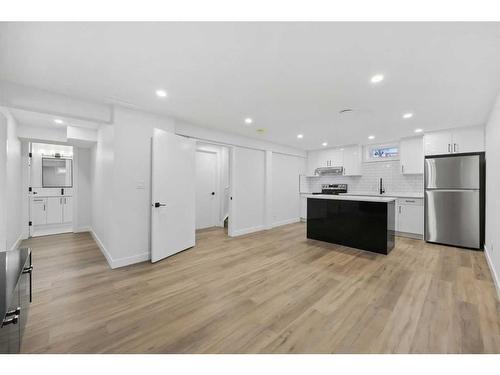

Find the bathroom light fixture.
xmin=370 ymin=74 xmax=384 ymax=84
xmin=368 ymin=135 xmax=375 ymax=140
xmin=297 ymin=134 xmax=303 ymax=139
xmin=414 ymin=128 xmax=423 ymax=133
xmin=244 ymin=118 xmax=253 ymax=125
xmin=53 ymin=119 xmax=63 ymax=124
xmin=322 ymin=142 xmax=328 ymax=147
xmin=155 ymin=89 xmax=167 ymax=98
xmin=403 ymin=113 xmax=414 ymax=119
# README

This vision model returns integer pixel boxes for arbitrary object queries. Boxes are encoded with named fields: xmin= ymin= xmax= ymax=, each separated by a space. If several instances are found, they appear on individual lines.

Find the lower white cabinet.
xmin=31 ymin=198 xmax=47 ymax=225
xmin=62 ymin=197 xmax=72 ymax=223
xmin=47 ymin=197 xmax=63 ymax=224
xmin=396 ymin=198 xmax=423 ymax=236
xmin=30 ymin=196 xmax=73 ymax=228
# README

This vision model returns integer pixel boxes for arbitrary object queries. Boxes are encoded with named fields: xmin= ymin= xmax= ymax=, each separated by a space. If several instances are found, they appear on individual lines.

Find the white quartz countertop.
xmin=305 ymin=194 xmax=396 ymax=203
xmin=340 ymin=192 xmax=424 ymax=199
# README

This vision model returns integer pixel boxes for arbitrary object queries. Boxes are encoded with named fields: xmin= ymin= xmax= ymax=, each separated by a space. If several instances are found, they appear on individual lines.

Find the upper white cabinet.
xmin=342 ymin=145 xmax=362 ymax=176
xmin=424 ymin=126 xmax=484 ymax=156
xmin=451 ymin=127 xmax=485 ymax=154
xmin=307 ymin=146 xmax=361 ymax=176
xmin=323 ymin=148 xmax=343 ymax=167
xmin=400 ymin=137 xmax=423 ymax=174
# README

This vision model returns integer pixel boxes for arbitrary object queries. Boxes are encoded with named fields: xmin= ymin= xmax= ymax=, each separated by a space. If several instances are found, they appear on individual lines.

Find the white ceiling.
xmin=1 ymin=22 xmax=500 ymax=150
xmin=9 ymin=108 xmax=100 ymax=130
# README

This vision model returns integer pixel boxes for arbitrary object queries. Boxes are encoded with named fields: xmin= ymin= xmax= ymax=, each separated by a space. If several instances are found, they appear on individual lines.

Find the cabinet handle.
xmin=60 ymin=197 xmax=62 ymax=204
xmin=43 ymin=204 xmax=46 ymax=211
xmin=5 ymin=307 xmax=21 ymax=317
xmin=405 ymin=200 xmax=415 ymax=203
xmin=454 ymin=143 xmax=457 ymax=152
xmin=399 ymin=206 xmax=402 ymax=214
xmin=401 ymin=165 xmax=404 ymax=173
xmin=23 ymin=265 xmax=33 ymax=302
xmin=448 ymin=144 xmax=451 ymax=153
xmin=2 ymin=315 xmax=19 ymax=327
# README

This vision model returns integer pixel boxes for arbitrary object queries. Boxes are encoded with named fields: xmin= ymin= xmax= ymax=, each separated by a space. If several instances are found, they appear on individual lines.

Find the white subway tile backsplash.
xmin=302 ymin=160 xmax=423 ymax=195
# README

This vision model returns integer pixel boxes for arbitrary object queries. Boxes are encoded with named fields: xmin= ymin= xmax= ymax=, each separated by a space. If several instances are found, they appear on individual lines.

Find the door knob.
xmin=153 ymin=202 xmax=166 ymax=208
xmin=211 ymin=192 xmax=215 ymax=195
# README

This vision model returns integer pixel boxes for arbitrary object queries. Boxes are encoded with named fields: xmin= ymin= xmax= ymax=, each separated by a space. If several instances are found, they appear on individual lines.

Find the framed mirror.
xmin=42 ymin=157 xmax=73 ymax=188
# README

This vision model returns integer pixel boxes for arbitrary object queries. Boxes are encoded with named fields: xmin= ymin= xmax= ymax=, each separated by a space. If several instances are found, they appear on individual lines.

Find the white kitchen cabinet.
xmin=400 ymin=137 xmax=423 ymax=174
xmin=451 ymin=127 xmax=485 ymax=154
xmin=424 ymin=126 xmax=484 ymax=156
xmin=396 ymin=198 xmax=423 ymax=236
xmin=323 ymin=148 xmax=343 ymax=167
xmin=46 ymin=197 xmax=63 ymax=224
xmin=342 ymin=145 xmax=362 ymax=176
xmin=63 ymin=196 xmax=73 ymax=223
xmin=31 ymin=198 xmax=47 ymax=225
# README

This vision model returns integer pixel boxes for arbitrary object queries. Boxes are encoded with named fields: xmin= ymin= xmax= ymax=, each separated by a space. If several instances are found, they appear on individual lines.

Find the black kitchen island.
xmin=306 ymin=195 xmax=396 ymax=255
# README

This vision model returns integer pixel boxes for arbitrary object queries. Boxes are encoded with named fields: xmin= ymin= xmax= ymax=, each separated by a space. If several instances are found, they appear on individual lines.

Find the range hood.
xmin=314 ymin=166 xmax=344 ymax=176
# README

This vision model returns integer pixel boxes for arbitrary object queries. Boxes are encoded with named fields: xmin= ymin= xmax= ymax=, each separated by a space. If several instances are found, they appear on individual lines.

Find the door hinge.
xmin=28 ymin=152 xmax=32 ymax=158
xmin=28 ymin=221 xmax=32 ymax=226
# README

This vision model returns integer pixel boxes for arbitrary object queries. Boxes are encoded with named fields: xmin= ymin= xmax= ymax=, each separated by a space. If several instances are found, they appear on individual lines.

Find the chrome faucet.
xmin=379 ymin=178 xmax=385 ymax=195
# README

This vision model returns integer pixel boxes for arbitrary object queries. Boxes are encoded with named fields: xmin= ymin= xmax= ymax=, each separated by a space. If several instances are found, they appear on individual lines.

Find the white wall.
xmin=303 ymin=160 xmax=423 ymax=194
xmin=90 ymin=124 xmax=114 ymax=256
xmin=75 ymin=147 xmax=91 ymax=231
xmin=0 ymin=113 xmax=7 ymax=250
xmin=231 ymin=147 xmax=266 ymax=236
xmin=0 ymin=108 xmax=24 ymax=251
xmin=485 ymin=93 xmax=500 ymax=298
xmin=272 ymin=153 xmax=306 ymax=226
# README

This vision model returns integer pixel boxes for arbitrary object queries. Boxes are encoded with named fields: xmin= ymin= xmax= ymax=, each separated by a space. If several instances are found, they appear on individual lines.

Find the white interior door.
xmin=195 ymin=150 xmax=218 ymax=229
xmin=151 ymin=129 xmax=196 ymax=263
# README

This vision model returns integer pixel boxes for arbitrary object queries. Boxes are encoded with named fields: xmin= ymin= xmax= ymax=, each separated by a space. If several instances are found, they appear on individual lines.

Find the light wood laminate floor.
xmin=20 ymin=223 xmax=500 ymax=353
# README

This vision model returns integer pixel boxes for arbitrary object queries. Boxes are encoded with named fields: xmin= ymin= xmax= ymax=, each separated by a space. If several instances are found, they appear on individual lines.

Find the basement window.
xmin=365 ymin=144 xmax=399 ymax=162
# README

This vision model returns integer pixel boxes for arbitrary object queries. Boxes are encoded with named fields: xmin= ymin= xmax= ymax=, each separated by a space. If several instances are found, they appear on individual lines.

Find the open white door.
xmin=151 ymin=129 xmax=196 ymax=263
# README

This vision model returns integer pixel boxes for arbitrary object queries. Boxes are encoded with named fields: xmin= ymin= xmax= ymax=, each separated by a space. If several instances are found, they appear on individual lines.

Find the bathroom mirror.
xmin=42 ymin=158 xmax=73 ymax=187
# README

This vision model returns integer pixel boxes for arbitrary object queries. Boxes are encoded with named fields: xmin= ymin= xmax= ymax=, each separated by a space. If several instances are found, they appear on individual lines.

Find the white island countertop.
xmin=305 ymin=194 xmax=396 ymax=203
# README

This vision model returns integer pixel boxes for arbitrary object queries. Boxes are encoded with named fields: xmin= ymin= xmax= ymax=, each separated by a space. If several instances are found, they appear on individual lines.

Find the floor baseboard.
xmin=484 ymin=245 xmax=500 ymax=300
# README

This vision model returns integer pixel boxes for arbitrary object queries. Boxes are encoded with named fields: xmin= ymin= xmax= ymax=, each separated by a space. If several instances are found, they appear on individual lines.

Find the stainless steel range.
xmin=318 ymin=184 xmax=348 ymax=195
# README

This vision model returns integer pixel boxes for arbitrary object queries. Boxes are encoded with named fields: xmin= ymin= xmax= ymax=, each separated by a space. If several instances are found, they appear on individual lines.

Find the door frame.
xmin=25 ymin=140 xmax=78 ymax=238
xmin=195 ymin=148 xmax=220 ymax=229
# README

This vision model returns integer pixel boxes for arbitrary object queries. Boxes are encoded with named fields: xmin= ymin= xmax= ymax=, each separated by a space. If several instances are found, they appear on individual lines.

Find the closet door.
xmin=46 ymin=197 xmax=63 ymax=224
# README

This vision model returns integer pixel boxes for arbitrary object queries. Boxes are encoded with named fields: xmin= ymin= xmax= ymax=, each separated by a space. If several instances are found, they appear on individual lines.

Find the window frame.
xmin=364 ymin=143 xmax=400 ymax=162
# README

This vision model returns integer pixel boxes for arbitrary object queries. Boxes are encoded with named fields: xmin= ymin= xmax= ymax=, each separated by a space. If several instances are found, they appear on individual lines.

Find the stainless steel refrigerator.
xmin=424 ymin=153 xmax=485 ymax=250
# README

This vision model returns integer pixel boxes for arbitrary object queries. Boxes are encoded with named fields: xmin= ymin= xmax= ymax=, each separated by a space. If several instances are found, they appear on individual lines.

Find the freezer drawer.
xmin=425 ymin=189 xmax=480 ymax=249
xmin=425 ymin=155 xmax=480 ymax=189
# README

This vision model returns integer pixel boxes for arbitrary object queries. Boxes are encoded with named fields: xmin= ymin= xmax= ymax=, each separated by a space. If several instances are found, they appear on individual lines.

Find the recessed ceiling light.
xmin=244 ymin=118 xmax=253 ymax=125
xmin=370 ymin=74 xmax=384 ymax=84
xmin=297 ymin=134 xmax=303 ymax=139
xmin=322 ymin=142 xmax=328 ymax=147
xmin=368 ymin=135 xmax=375 ymax=140
xmin=414 ymin=128 xmax=423 ymax=133
xmin=53 ymin=119 xmax=63 ymax=124
xmin=155 ymin=89 xmax=167 ymax=98
xmin=403 ymin=113 xmax=414 ymax=119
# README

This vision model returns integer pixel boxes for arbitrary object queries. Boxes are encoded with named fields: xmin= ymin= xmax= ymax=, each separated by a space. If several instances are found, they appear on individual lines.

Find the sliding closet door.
xmin=229 ymin=147 xmax=266 ymax=236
